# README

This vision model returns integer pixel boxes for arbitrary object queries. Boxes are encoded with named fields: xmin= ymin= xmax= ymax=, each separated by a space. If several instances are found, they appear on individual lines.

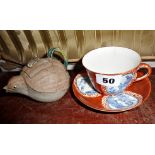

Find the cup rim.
xmin=86 ymin=65 xmax=141 ymax=75
xmin=82 ymin=46 xmax=141 ymax=75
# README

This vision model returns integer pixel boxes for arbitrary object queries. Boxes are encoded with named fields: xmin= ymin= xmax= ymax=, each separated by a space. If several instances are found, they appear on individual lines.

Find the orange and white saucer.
xmin=72 ymin=72 xmax=151 ymax=112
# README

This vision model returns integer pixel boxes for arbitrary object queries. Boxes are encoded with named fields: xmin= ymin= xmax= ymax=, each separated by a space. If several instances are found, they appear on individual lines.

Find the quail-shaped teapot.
xmin=4 ymin=48 xmax=70 ymax=102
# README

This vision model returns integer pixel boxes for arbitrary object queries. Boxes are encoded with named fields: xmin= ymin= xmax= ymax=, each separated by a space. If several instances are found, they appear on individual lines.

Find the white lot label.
xmin=96 ymin=74 xmax=122 ymax=87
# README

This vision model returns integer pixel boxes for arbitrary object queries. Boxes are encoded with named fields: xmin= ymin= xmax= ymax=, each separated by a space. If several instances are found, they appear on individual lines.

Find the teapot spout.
xmin=3 ymin=86 xmax=9 ymax=93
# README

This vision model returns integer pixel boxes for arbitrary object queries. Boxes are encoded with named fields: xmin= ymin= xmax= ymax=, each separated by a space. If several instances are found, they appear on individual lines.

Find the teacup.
xmin=82 ymin=47 xmax=152 ymax=95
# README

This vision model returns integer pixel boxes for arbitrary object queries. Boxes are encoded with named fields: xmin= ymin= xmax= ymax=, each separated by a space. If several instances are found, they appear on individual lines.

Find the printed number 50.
xmin=103 ymin=78 xmax=115 ymax=84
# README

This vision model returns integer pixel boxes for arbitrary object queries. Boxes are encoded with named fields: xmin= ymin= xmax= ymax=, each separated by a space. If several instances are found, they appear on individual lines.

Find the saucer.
xmin=72 ymin=72 xmax=151 ymax=112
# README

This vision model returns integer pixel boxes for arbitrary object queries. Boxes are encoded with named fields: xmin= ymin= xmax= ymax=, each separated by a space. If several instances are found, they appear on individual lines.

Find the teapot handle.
xmin=47 ymin=48 xmax=68 ymax=68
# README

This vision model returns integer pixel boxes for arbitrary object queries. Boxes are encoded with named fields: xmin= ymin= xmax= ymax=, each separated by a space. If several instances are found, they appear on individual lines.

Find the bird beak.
xmin=3 ymin=86 xmax=7 ymax=90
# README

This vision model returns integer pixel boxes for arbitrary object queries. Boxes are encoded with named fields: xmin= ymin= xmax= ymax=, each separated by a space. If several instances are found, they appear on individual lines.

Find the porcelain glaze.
xmin=83 ymin=47 xmax=152 ymax=96
xmin=105 ymin=73 xmax=135 ymax=94
xmin=72 ymin=72 xmax=151 ymax=112
xmin=102 ymin=92 xmax=142 ymax=110
xmin=75 ymin=74 xmax=142 ymax=110
xmin=82 ymin=47 xmax=141 ymax=74
xmin=75 ymin=75 xmax=100 ymax=97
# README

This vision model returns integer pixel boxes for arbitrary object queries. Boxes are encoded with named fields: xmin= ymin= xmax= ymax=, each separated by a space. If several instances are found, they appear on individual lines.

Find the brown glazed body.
xmin=4 ymin=58 xmax=70 ymax=102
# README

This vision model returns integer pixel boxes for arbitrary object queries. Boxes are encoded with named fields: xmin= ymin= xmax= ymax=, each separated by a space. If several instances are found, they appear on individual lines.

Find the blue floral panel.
xmin=106 ymin=73 xmax=135 ymax=94
xmin=76 ymin=76 xmax=100 ymax=96
xmin=105 ymin=93 xmax=140 ymax=110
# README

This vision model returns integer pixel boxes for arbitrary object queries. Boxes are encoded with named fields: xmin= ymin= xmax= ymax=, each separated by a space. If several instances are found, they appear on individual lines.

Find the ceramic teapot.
xmin=4 ymin=48 xmax=70 ymax=102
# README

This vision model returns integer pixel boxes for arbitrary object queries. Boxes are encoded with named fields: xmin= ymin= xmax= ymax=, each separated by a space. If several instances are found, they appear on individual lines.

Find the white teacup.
xmin=82 ymin=47 xmax=152 ymax=95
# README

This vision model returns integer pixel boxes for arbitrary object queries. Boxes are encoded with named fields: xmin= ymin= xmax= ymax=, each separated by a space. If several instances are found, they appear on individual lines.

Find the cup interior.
xmin=82 ymin=47 xmax=141 ymax=74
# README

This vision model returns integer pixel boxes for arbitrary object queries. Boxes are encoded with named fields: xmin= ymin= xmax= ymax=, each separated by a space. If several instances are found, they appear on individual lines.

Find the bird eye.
xmin=14 ymin=86 xmax=16 ymax=89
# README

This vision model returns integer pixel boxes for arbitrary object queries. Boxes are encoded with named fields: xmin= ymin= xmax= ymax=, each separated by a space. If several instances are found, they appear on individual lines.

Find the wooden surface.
xmin=0 ymin=69 xmax=155 ymax=124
